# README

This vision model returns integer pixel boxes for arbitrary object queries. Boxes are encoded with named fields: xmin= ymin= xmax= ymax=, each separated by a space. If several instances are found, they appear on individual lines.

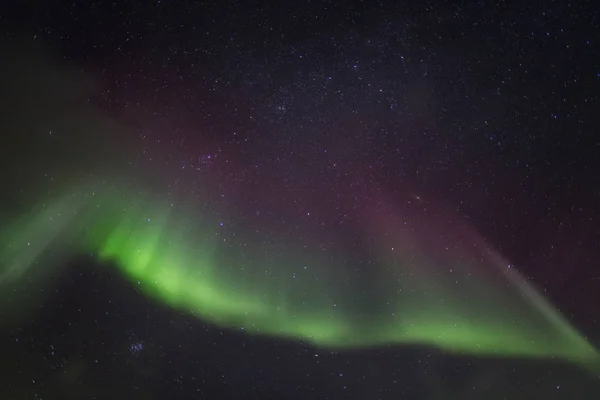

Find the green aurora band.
xmin=1 ymin=182 xmax=598 ymax=370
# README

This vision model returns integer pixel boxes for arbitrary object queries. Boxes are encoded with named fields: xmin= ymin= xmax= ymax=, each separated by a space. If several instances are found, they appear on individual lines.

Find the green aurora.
xmin=1 ymin=182 xmax=598 ymax=370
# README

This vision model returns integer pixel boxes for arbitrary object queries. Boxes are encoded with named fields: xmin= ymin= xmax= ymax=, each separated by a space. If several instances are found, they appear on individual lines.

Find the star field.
xmin=1 ymin=0 xmax=600 ymax=399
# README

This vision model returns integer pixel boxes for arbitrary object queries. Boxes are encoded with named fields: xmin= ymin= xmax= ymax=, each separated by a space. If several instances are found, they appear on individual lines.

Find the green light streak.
xmin=1 ymin=184 xmax=597 ymax=369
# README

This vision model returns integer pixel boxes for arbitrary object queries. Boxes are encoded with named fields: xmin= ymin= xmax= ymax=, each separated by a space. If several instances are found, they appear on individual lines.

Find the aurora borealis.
xmin=2 ymin=179 xmax=597 ymax=367
xmin=2 ymin=1 xmax=600 ymax=398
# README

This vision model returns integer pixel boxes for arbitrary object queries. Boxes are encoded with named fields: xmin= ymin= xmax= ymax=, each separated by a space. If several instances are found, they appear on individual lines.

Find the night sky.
xmin=1 ymin=1 xmax=600 ymax=399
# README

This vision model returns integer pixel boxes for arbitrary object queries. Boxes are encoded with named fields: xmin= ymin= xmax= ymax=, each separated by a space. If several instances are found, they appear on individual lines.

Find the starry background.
xmin=1 ymin=0 xmax=600 ymax=399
